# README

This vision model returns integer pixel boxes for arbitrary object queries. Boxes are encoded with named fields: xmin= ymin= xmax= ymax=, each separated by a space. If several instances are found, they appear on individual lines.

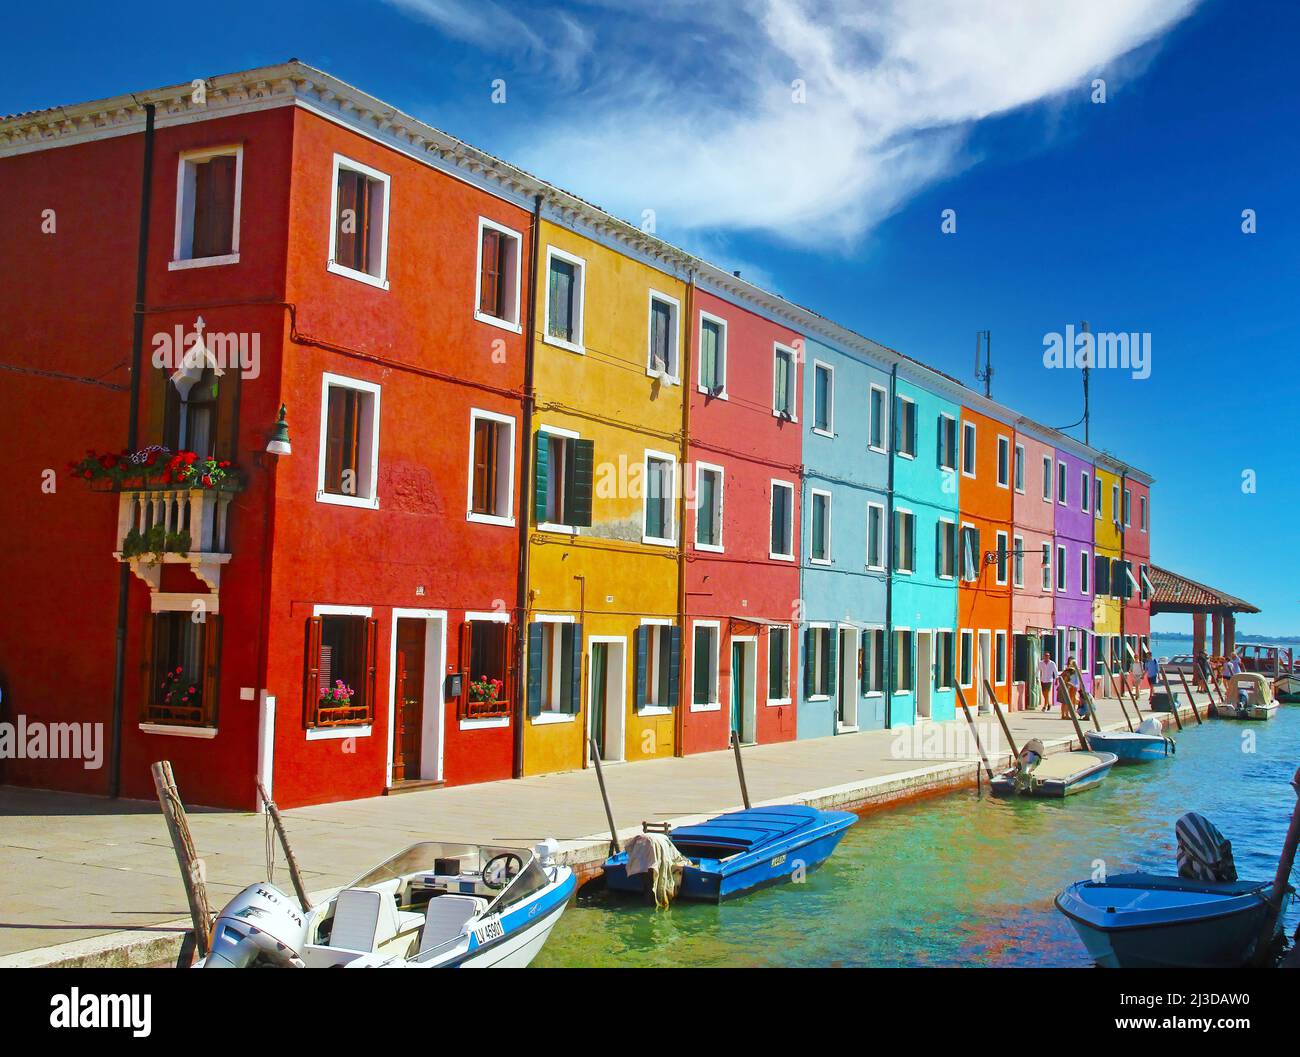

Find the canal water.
xmin=537 ymin=711 xmax=1300 ymax=967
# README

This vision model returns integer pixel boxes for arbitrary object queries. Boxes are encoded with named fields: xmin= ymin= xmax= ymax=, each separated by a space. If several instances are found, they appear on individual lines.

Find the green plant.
xmin=121 ymin=526 xmax=191 ymax=561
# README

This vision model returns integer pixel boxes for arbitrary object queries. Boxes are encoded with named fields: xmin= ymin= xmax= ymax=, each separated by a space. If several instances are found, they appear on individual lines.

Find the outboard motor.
xmin=201 ymin=883 xmax=310 ymax=968
xmin=1175 ymin=812 xmax=1237 ymax=883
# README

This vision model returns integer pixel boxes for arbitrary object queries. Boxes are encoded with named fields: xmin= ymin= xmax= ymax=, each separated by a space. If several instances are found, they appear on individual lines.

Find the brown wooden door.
xmin=393 ymin=619 xmax=426 ymax=783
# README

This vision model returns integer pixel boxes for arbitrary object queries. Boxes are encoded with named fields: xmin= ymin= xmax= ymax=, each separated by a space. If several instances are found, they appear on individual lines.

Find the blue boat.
xmin=602 ymin=805 xmax=855 ymax=902
xmin=1055 ymin=873 xmax=1285 ymax=968
xmin=1084 ymin=723 xmax=1175 ymax=764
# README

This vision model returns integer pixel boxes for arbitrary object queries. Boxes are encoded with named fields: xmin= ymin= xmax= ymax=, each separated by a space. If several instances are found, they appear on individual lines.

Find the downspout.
xmin=883 ymin=363 xmax=897 ymax=729
xmin=109 ymin=102 xmax=156 ymax=798
xmin=512 ymin=193 xmax=543 ymax=779
xmin=675 ymin=270 xmax=696 ymax=756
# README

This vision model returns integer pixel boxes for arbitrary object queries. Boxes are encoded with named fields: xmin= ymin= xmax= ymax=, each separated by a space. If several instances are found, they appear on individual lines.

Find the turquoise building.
xmin=798 ymin=337 xmax=891 ymax=738
xmin=888 ymin=374 xmax=961 ymax=726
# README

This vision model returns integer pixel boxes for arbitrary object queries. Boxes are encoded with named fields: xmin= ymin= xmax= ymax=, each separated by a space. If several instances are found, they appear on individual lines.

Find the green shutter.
xmin=701 ymin=321 xmax=718 ymax=390
xmin=826 ymin=625 xmax=838 ymax=696
xmin=667 ymin=626 xmax=681 ymax=707
xmin=634 ymin=625 xmax=648 ymax=709
xmin=566 ymin=439 xmax=594 ymax=527
xmin=564 ymin=623 xmax=582 ymax=714
xmin=533 ymin=434 xmax=549 ymax=525
xmin=803 ymin=627 xmax=814 ymax=697
xmin=526 ymin=623 xmax=544 ymax=718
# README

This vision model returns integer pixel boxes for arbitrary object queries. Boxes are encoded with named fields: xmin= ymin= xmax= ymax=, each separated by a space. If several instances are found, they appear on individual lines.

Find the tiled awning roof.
xmin=1149 ymin=565 xmax=1260 ymax=614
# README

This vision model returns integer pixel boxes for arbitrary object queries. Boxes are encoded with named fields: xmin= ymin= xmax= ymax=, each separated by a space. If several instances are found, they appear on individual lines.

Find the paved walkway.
xmin=0 ymin=691 xmax=1205 ymax=965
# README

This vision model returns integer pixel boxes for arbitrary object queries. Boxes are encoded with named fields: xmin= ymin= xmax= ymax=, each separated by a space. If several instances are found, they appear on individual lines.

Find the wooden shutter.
xmin=565 ymin=623 xmax=583 ymax=714
xmin=826 ymin=625 xmax=838 ymax=696
xmin=526 ymin=623 xmax=543 ymax=717
xmin=202 ymin=616 xmax=222 ymax=727
xmin=533 ymin=434 xmax=549 ymax=524
xmin=324 ymin=387 xmax=360 ymax=495
xmin=193 ymin=155 xmax=236 ymax=260
xmin=472 ymin=419 xmax=498 ymax=515
xmin=480 ymin=228 xmax=502 ymax=316
xmin=634 ymin=625 xmax=649 ymax=710
xmin=548 ymin=259 xmax=572 ymax=340
xmin=502 ymin=622 xmax=517 ymax=715
xmin=667 ymin=626 xmax=681 ymax=707
xmin=304 ymin=617 xmax=323 ymax=725
xmin=140 ymin=614 xmax=160 ymax=720
xmin=458 ymin=620 xmax=473 ymax=718
xmin=567 ymin=439 xmax=594 ymax=527
xmin=363 ymin=618 xmax=379 ymax=723
xmin=803 ymin=627 xmax=814 ymax=697
xmin=335 ymin=169 xmax=360 ymax=269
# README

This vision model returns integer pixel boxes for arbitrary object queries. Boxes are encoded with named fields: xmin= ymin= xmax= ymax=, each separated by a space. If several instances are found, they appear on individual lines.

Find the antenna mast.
xmin=975 ymin=330 xmax=992 ymax=397
xmin=1081 ymin=320 xmax=1090 ymax=446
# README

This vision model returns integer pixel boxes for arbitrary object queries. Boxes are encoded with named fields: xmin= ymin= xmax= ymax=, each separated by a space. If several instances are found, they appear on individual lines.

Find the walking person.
xmin=1061 ymin=656 xmax=1083 ymax=720
xmin=1037 ymin=651 xmax=1059 ymax=713
xmin=1145 ymin=653 xmax=1160 ymax=701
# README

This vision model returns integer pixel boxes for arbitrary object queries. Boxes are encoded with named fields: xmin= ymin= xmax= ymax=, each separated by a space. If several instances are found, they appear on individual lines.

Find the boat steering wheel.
xmin=482 ymin=852 xmax=524 ymax=890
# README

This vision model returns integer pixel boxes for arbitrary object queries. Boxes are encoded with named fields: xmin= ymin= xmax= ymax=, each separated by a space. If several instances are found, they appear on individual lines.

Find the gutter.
xmin=884 ymin=363 xmax=898 ymax=730
xmin=676 ymin=271 xmax=695 ymax=755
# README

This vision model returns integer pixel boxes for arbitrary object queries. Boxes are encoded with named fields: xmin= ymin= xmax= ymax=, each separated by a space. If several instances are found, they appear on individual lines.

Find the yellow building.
xmin=1092 ymin=463 xmax=1124 ymax=690
xmin=521 ymin=219 xmax=688 ymax=775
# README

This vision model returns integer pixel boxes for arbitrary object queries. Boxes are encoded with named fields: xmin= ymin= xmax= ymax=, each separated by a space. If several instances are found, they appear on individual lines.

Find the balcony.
xmin=114 ymin=485 xmax=235 ymax=591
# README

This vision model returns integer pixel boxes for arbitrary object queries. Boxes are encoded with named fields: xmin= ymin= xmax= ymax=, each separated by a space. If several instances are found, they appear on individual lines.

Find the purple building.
xmin=1052 ymin=446 xmax=1096 ymax=692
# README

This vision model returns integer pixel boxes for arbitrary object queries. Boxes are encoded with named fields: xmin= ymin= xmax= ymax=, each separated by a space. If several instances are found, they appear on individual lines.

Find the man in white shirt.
xmin=1037 ymin=654 xmax=1059 ymax=712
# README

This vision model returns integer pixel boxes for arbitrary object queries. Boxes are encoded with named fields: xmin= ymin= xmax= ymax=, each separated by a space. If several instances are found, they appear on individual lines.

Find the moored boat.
xmin=1274 ymin=673 xmax=1300 ymax=703
xmin=1212 ymin=672 xmax=1279 ymax=720
xmin=1084 ymin=718 xmax=1175 ymax=764
xmin=990 ymin=746 xmax=1118 ymax=797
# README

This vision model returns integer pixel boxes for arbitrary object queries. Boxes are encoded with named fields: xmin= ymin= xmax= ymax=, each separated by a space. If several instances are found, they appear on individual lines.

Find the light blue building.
xmin=797 ymin=337 xmax=891 ymax=738
xmin=887 ymin=374 xmax=961 ymax=726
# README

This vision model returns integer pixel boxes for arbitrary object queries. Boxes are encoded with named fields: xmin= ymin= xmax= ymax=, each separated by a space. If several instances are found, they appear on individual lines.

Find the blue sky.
xmin=5 ymin=1 xmax=1296 ymax=634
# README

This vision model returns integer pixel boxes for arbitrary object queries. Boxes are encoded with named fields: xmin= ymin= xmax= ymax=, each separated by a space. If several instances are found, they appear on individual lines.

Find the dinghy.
xmin=1274 ymin=673 xmax=1300 ymax=704
xmin=989 ymin=743 xmax=1118 ymax=797
xmin=199 ymin=839 xmax=574 ymax=968
xmin=1084 ymin=718 xmax=1175 ymax=764
xmin=602 ymin=805 xmax=855 ymax=902
xmin=1212 ymin=673 xmax=1278 ymax=720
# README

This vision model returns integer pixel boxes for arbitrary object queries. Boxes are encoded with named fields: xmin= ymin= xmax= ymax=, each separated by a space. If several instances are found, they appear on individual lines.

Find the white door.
xmin=838 ymin=627 xmax=859 ymax=730
xmin=588 ymin=637 xmax=627 ymax=764
xmin=978 ymin=631 xmax=992 ymax=709
xmin=916 ymin=631 xmax=933 ymax=719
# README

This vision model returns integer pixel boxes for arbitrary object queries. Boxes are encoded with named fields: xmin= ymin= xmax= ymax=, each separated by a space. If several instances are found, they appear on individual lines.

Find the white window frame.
xmin=639 ymin=618 xmax=675 ymax=716
xmin=809 ymin=488 xmax=833 ymax=566
xmin=994 ymin=630 xmax=1008 ymax=685
xmin=542 ymin=245 xmax=586 ymax=354
xmin=866 ymin=501 xmax=886 ymax=571
xmin=694 ymin=461 xmax=725 ymax=553
xmin=1042 ymin=455 xmax=1053 ymax=502
xmin=806 ymin=622 xmax=832 ymax=701
xmin=768 ymin=624 xmax=793 ymax=706
xmin=327 ymin=153 xmax=391 ymax=290
xmin=894 ymin=507 xmax=915 ymax=575
xmin=696 ymin=310 xmax=728 ymax=398
xmin=1042 ymin=541 xmax=1053 ymax=592
xmin=959 ymin=520 xmax=978 ymax=584
xmin=316 ymin=372 xmax=382 ymax=510
xmin=1123 ymin=487 xmax=1132 ymax=527
xmin=1081 ymin=548 xmax=1091 ymax=596
xmin=170 ymin=144 xmax=243 ymax=270
xmin=862 ymin=625 xmax=886 ymax=697
xmin=466 ymin=408 xmax=517 ymax=527
xmin=690 ymin=620 xmax=722 ymax=713
xmin=646 ymin=289 xmax=681 ymax=383
xmin=770 ymin=479 xmax=795 ymax=561
xmin=1112 ymin=482 xmax=1121 ymax=525
xmin=959 ymin=628 xmax=974 ymax=688
xmin=1012 ymin=533 xmax=1025 ymax=589
xmin=531 ymin=613 xmax=576 ymax=724
xmin=994 ymin=530 xmax=1009 ymax=586
xmin=1013 ymin=442 xmax=1025 ymax=493
xmin=1056 ymin=544 xmax=1068 ymax=592
xmin=812 ymin=360 xmax=835 ymax=437
xmin=937 ymin=412 xmax=957 ymax=471
xmin=536 ymin=423 xmax=581 ymax=535
xmin=473 ymin=216 xmax=523 ymax=333
xmin=1140 ymin=495 xmax=1148 ymax=532
xmin=1080 ymin=470 xmax=1090 ymax=514
xmin=306 ymin=603 xmax=377 ymax=739
xmin=996 ymin=435 xmax=1010 ymax=489
xmin=895 ymin=396 xmax=917 ymax=459
xmin=772 ymin=342 xmax=799 ymax=420
xmin=961 ymin=421 xmax=977 ymax=478
xmin=1095 ymin=475 xmax=1104 ymax=520
xmin=1057 ymin=461 xmax=1068 ymax=506
xmin=641 ymin=448 xmax=677 ymax=546
xmin=892 ymin=626 xmax=913 ymax=696
xmin=869 ymin=385 xmax=890 ymax=454
xmin=937 ymin=517 xmax=957 ymax=580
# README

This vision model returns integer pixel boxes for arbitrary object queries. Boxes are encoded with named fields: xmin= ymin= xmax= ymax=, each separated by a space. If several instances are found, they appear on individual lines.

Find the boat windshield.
xmin=347 ymin=841 xmax=534 ymax=889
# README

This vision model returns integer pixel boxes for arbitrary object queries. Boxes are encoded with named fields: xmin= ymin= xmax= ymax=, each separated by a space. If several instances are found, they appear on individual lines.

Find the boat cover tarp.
xmin=1176 ymin=812 xmax=1237 ymax=883
xmin=624 ymin=832 xmax=689 ymax=908
xmin=668 ymin=806 xmax=821 ymax=852
xmin=1031 ymin=752 xmax=1108 ymax=782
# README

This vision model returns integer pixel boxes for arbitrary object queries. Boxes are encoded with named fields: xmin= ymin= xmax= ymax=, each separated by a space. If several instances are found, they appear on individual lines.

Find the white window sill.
xmin=771 ymin=410 xmax=798 ymax=423
xmin=868 ymin=445 xmax=888 ymax=455
xmin=809 ymin=557 xmax=832 ymax=567
xmin=697 ymin=386 xmax=728 ymax=399
xmin=812 ymin=427 xmax=834 ymax=439
xmin=139 ymin=723 xmax=218 ymax=739
xmin=997 ymin=482 xmax=1010 ymax=490
xmin=638 ymin=705 xmax=672 ymax=717
xmin=898 ymin=452 xmax=916 ymax=460
xmin=474 ymin=310 xmax=522 ymax=334
xmin=694 ymin=541 xmax=724 ymax=554
xmin=327 ymin=260 xmax=389 ymax=290
xmin=939 ymin=464 xmax=957 ymax=473
xmin=460 ymin=716 xmax=509 ymax=730
xmin=892 ymin=690 xmax=913 ymax=696
xmin=530 ymin=712 xmax=576 ymax=725
xmin=896 ymin=569 xmax=914 ymax=576
xmin=963 ymin=471 xmax=977 ymax=480
xmin=767 ymin=697 xmax=792 ymax=707
xmin=689 ymin=702 xmax=721 ymax=713
xmin=769 ymin=551 xmax=795 ymax=562
xmin=807 ymin=695 xmax=830 ymax=702
xmin=867 ymin=564 xmax=886 ymax=573
xmin=938 ymin=573 xmax=955 ymax=581
xmin=642 ymin=534 xmax=676 ymax=547
xmin=538 ymin=521 xmax=578 ymax=535
xmin=864 ymin=691 xmax=884 ymax=698
xmin=306 ymin=724 xmax=372 ymax=741
xmin=837 ymin=724 xmax=859 ymax=734
xmin=317 ymin=491 xmax=380 ymax=510
xmin=468 ymin=511 xmax=516 ymax=528
xmin=169 ymin=253 xmax=239 ymax=271
xmin=543 ymin=334 xmax=585 ymax=355
xmin=646 ymin=368 xmax=679 ymax=385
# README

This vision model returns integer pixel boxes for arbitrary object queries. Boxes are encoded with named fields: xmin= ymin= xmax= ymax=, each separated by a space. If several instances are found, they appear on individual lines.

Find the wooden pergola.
xmin=1149 ymin=564 xmax=1260 ymax=657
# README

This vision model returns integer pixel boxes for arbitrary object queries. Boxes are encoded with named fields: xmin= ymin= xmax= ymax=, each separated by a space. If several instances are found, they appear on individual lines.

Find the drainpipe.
xmin=675 ymin=270 xmax=696 ymax=757
xmin=883 ymin=363 xmax=898 ymax=729
xmin=512 ymin=193 xmax=543 ymax=780
xmin=108 ymin=102 xmax=156 ymax=799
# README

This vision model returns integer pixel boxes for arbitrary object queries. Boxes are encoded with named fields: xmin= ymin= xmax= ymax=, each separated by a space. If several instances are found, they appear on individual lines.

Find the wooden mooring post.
xmin=1156 ymin=665 xmax=1186 ymax=731
xmin=151 ymin=761 xmax=213 ymax=958
xmin=589 ymin=737 xmax=621 ymax=855
xmin=1174 ymin=667 xmax=1205 ymax=725
xmin=1099 ymin=657 xmax=1136 ymax=732
xmin=257 ymin=781 xmax=313 ymax=911
xmin=954 ymin=683 xmax=996 ymax=786
xmin=981 ymin=679 xmax=1020 ymax=761
xmin=1052 ymin=674 xmax=1091 ymax=749
xmin=730 ymin=730 xmax=752 ymax=810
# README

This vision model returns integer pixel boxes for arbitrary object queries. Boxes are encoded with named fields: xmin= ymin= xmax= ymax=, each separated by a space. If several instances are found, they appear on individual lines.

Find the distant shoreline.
xmin=1153 ymin=631 xmax=1300 ymax=645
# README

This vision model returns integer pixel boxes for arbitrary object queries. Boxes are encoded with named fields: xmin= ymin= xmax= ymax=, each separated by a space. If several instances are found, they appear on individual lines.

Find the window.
xmin=960 ymin=524 xmax=980 ymax=582
xmin=805 ymin=626 xmax=833 ymax=698
xmin=960 ymin=629 xmax=974 ymax=687
xmin=895 ymin=397 xmax=916 ymax=457
xmin=167 ymin=366 xmax=218 ymax=457
xmin=938 ymin=414 xmax=957 ymax=471
xmin=1140 ymin=495 xmax=1148 ymax=532
xmin=1112 ymin=483 xmax=1120 ymax=524
xmin=692 ymin=624 xmax=720 ymax=708
xmin=810 ymin=489 xmax=832 ymax=564
xmin=768 ymin=626 xmax=791 ymax=702
xmin=544 ymin=247 xmax=585 ymax=351
xmin=318 ymin=374 xmax=381 ymax=508
xmin=1095 ymin=554 xmax=1111 ymax=597
xmin=770 ymin=481 xmax=795 ymax=559
xmin=638 ymin=623 xmax=678 ymax=710
xmin=1042 ymin=455 xmax=1052 ymax=501
xmin=460 ymin=617 xmax=512 ymax=719
xmin=893 ymin=510 xmax=915 ymax=574
xmin=935 ymin=631 xmax=955 ymax=690
xmin=893 ymin=630 xmax=913 ymax=693
xmin=869 ymin=386 xmax=888 ymax=452
xmin=994 ymin=630 xmax=1008 ymax=684
xmin=468 ymin=410 xmax=516 ymax=525
xmin=996 ymin=436 xmax=1010 ymax=488
xmin=1095 ymin=475 xmax=1104 ymax=520
xmin=1093 ymin=634 xmax=1107 ymax=678
xmin=1110 ymin=557 xmax=1125 ymax=599
xmin=1123 ymin=488 xmax=1132 ymax=527
xmin=643 ymin=451 xmax=677 ymax=545
xmin=1015 ymin=634 xmax=1031 ymax=684
xmin=1012 ymin=534 xmax=1024 ymax=588
xmin=1140 ymin=564 xmax=1152 ymax=603
xmin=1042 ymin=542 xmax=1053 ymax=591
xmin=1081 ymin=471 xmax=1090 ymax=513
xmin=698 ymin=313 xmax=727 ymax=395
xmin=813 ymin=362 xmax=834 ymax=435
xmin=307 ymin=612 xmax=376 ymax=727
xmin=527 ymin=620 xmax=581 ymax=717
xmin=1056 ymin=544 xmax=1067 ymax=591
xmin=1013 ymin=443 xmax=1025 ymax=492
xmin=172 ymin=146 xmax=241 ymax=268
xmin=329 ymin=154 xmax=390 ymax=287
xmin=773 ymin=344 xmax=797 ymax=418
xmin=535 ymin=428 xmax=594 ymax=530
xmin=647 ymin=291 xmax=680 ymax=381
xmin=994 ymin=531 xmax=1008 ymax=585
xmin=1057 ymin=461 xmax=1067 ymax=505
xmin=146 ymin=611 xmax=220 ymax=726
xmin=866 ymin=503 xmax=886 ymax=571
xmin=695 ymin=464 xmax=724 ymax=551
xmin=936 ymin=519 xmax=957 ymax=579
xmin=1081 ymin=549 xmax=1091 ymax=595
xmin=961 ymin=421 xmax=977 ymax=477
xmin=861 ymin=630 xmax=885 ymax=694
xmin=475 ymin=218 xmax=522 ymax=328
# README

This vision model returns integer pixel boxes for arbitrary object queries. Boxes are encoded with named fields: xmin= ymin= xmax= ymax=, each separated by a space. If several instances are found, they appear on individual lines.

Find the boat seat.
xmin=418 ymin=894 xmax=485 ymax=956
xmin=328 ymin=888 xmax=384 ymax=953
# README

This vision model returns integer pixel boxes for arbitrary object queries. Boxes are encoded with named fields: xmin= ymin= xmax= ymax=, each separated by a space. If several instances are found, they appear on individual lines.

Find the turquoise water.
xmin=537 ymin=712 xmax=1300 ymax=967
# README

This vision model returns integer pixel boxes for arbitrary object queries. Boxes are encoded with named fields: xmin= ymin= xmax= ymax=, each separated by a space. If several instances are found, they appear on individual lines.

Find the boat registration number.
xmin=771 ymin=853 xmax=787 ymax=867
xmin=473 ymin=915 xmax=504 ymax=945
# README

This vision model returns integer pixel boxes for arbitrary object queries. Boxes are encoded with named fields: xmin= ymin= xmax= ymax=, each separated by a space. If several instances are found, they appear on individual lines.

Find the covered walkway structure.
xmin=1149 ymin=564 xmax=1259 ymax=658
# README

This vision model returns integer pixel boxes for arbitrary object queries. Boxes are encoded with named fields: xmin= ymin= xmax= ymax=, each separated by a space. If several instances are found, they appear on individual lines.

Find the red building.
xmin=1123 ymin=472 xmax=1154 ymax=666
xmin=0 ymin=64 xmax=536 ymax=808
xmin=681 ymin=288 xmax=803 ymax=753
